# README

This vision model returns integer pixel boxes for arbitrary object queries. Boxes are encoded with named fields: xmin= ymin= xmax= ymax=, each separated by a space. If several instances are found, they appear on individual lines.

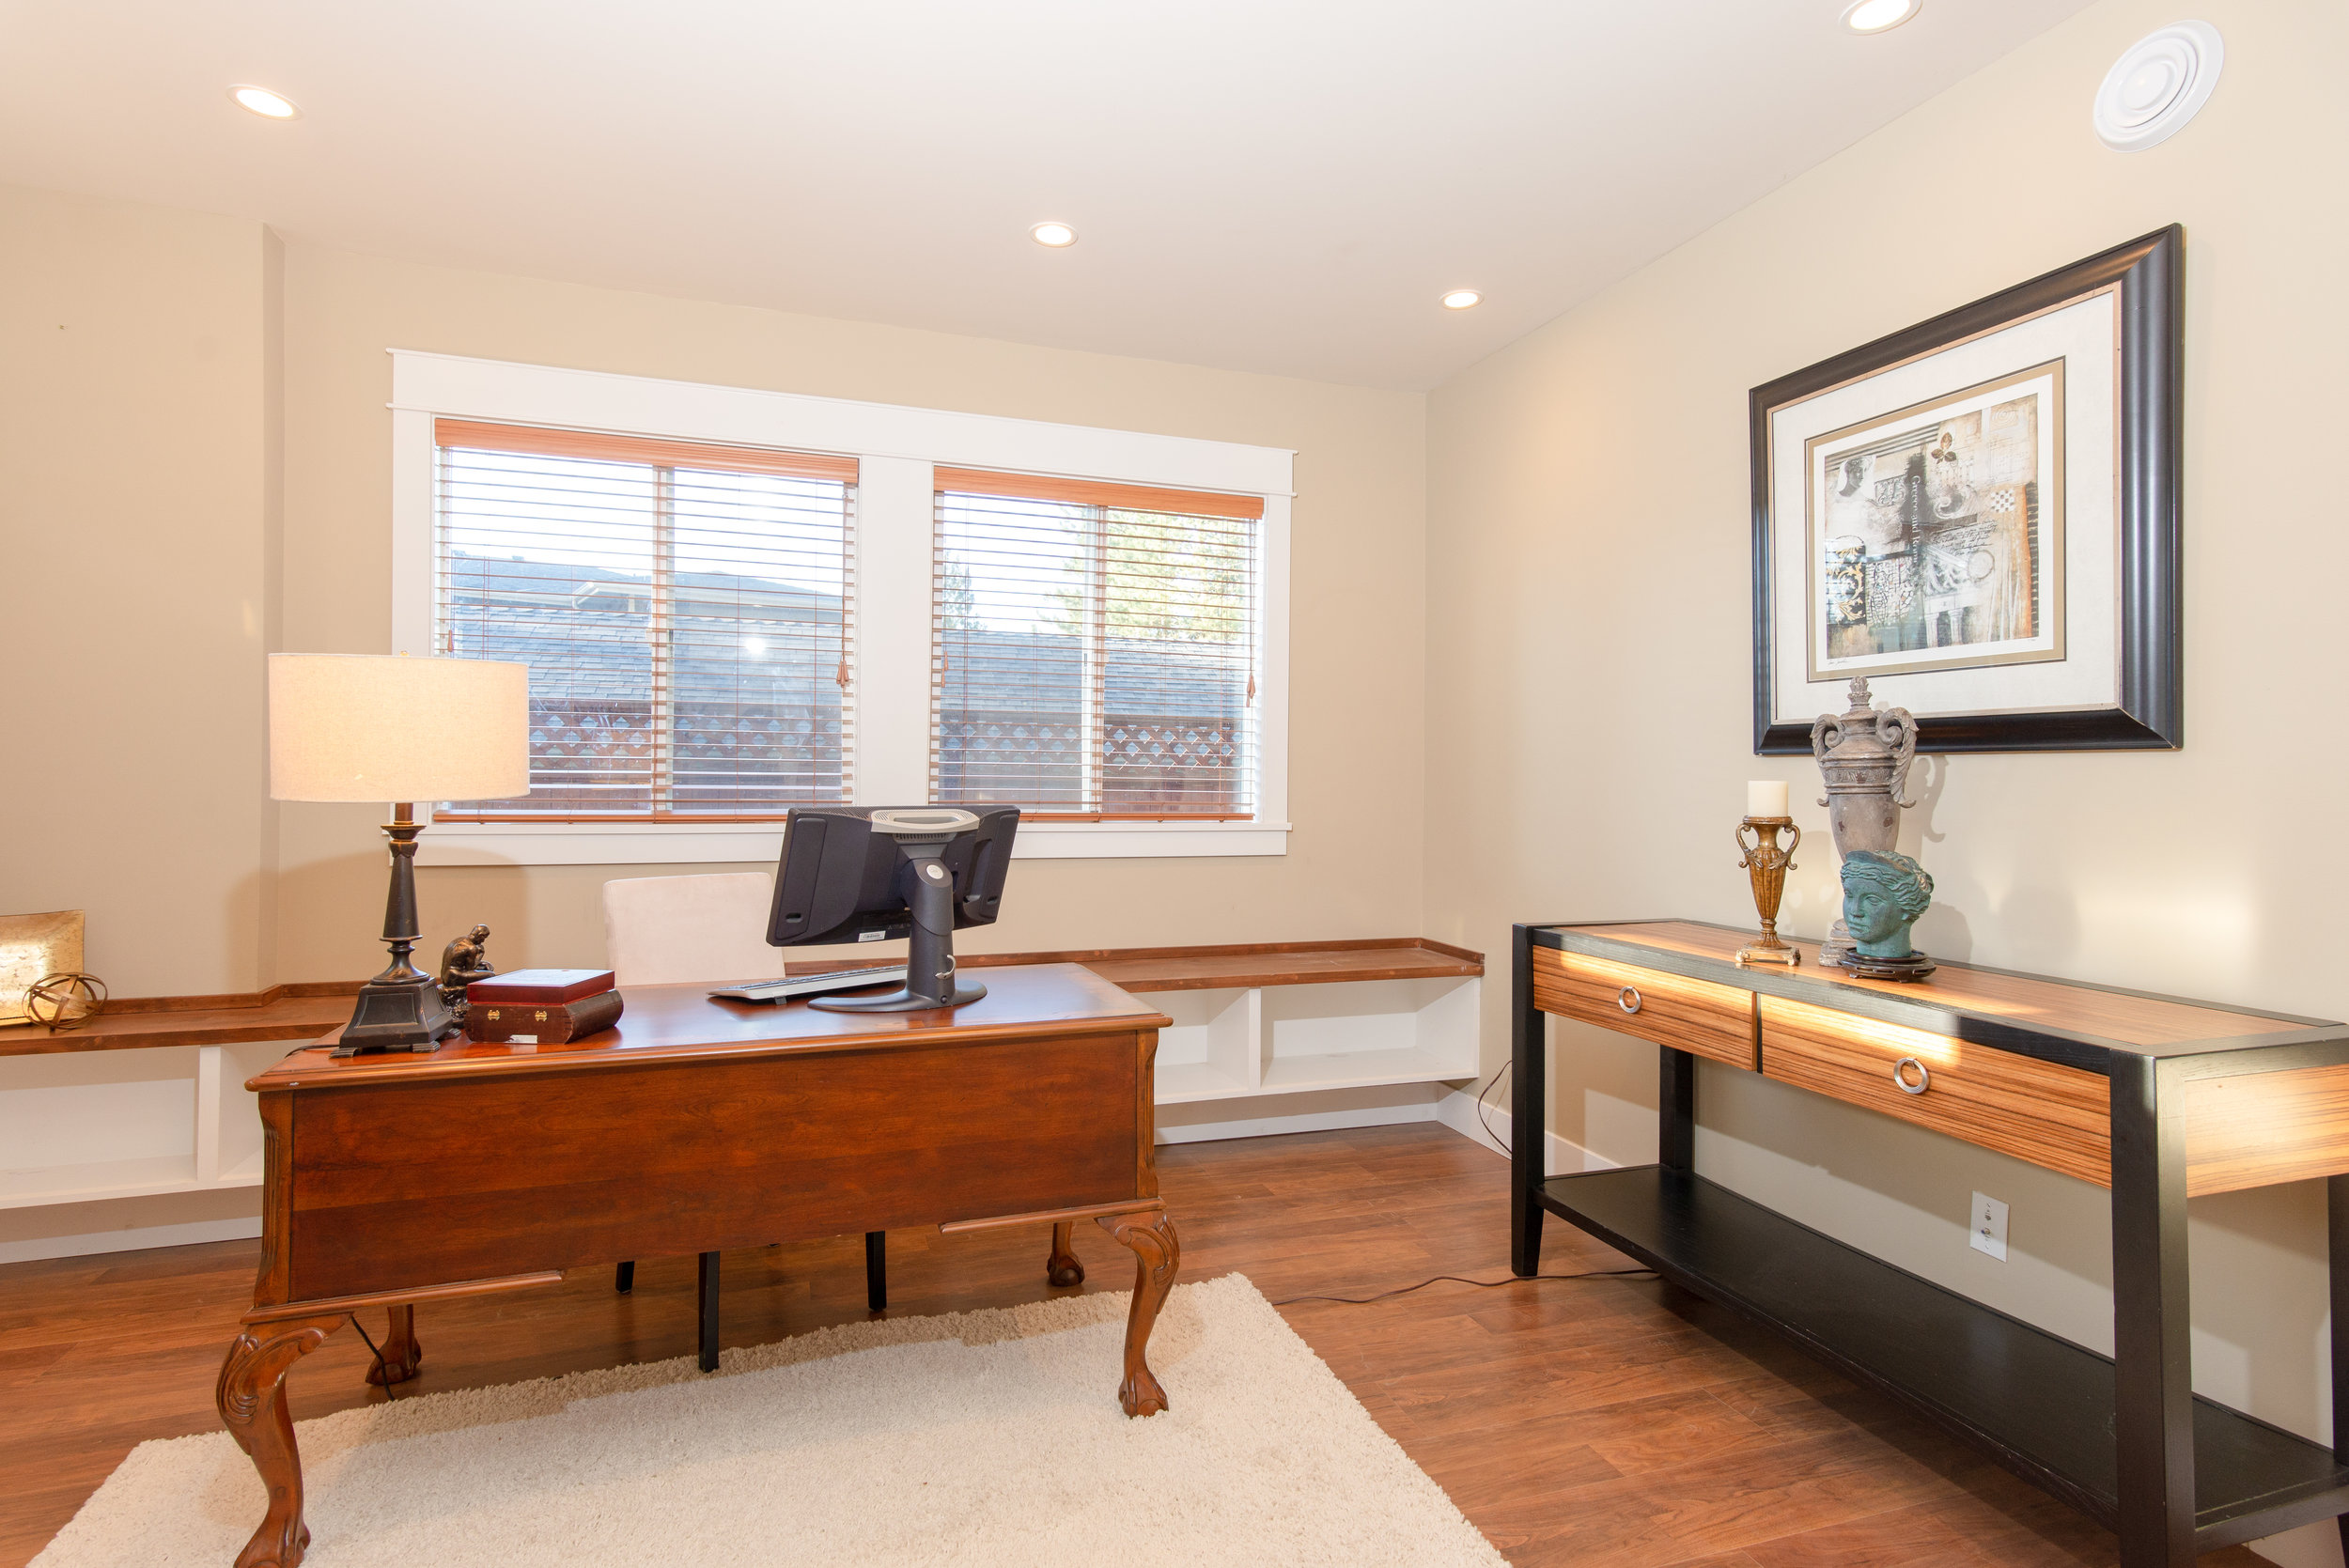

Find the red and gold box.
xmin=466 ymin=970 xmax=622 ymax=1043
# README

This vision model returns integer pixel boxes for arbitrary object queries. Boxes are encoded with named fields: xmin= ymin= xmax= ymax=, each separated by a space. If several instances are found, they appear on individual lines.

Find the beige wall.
xmin=4 ymin=189 xmax=1429 ymax=988
xmin=2 ymin=189 xmax=1426 ymax=1252
xmin=274 ymin=245 xmax=1428 ymax=980
xmin=0 ymin=185 xmax=280 ymax=996
xmin=1424 ymin=0 xmax=2347 ymax=1470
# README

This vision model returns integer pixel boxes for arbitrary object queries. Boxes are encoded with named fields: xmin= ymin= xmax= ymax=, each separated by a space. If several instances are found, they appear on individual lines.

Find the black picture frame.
xmin=1750 ymin=225 xmax=2184 ymax=755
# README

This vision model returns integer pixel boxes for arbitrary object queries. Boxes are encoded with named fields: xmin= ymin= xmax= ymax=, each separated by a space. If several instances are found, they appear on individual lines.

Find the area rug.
xmin=35 ymin=1273 xmax=1503 ymax=1567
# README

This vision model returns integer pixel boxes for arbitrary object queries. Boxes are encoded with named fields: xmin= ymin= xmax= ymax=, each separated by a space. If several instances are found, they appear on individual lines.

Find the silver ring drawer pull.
xmin=1618 ymin=986 xmax=1642 ymax=1015
xmin=1892 ymin=1057 xmax=1931 ymax=1094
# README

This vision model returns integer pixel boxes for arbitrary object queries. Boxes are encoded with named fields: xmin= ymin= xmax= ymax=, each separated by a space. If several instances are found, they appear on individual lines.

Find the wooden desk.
xmin=216 ymin=964 xmax=1177 ymax=1568
xmin=1514 ymin=920 xmax=2349 ymax=1568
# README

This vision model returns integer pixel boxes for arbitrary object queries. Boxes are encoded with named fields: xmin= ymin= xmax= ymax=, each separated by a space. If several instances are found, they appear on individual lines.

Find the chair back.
xmin=601 ymin=872 xmax=788 ymax=987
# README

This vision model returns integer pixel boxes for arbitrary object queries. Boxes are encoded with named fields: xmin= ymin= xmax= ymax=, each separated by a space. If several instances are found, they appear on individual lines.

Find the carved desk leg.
xmin=1047 ymin=1219 xmax=1085 ymax=1287
xmin=217 ymin=1312 xmax=348 ymax=1568
xmin=1097 ymin=1209 xmax=1179 ymax=1417
xmin=366 ymin=1303 xmax=422 ymax=1386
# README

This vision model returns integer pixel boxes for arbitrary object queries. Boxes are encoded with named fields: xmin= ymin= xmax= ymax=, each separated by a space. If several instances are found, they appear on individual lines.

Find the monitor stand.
xmin=809 ymin=840 xmax=988 ymax=1012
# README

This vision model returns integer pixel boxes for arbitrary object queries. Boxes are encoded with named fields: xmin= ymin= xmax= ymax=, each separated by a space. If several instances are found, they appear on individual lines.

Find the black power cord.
xmin=348 ymin=1312 xmax=397 ymax=1400
xmin=1474 ymin=1058 xmax=1513 ymax=1154
xmin=1272 ymin=1265 xmax=1656 ymax=1308
xmin=1265 ymin=1062 xmax=1661 ymax=1306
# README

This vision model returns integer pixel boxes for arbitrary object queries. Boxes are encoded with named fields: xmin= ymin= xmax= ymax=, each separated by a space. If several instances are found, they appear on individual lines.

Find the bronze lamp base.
xmin=332 ymin=803 xmax=459 ymax=1057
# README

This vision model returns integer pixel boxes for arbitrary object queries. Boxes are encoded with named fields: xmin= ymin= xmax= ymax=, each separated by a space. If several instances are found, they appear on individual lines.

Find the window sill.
xmin=412 ymin=818 xmax=1291 ymax=867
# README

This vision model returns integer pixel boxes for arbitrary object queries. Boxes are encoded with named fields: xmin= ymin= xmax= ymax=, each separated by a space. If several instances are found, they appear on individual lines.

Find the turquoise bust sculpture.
xmin=1840 ymin=849 xmax=1934 ymax=971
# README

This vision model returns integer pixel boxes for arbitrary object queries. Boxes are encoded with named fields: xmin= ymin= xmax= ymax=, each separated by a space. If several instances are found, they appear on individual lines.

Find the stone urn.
xmin=1810 ymin=677 xmax=1918 ymax=968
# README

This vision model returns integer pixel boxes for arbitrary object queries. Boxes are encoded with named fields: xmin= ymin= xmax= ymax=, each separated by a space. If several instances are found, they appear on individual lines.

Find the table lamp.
xmin=270 ymin=653 xmax=531 ymax=1053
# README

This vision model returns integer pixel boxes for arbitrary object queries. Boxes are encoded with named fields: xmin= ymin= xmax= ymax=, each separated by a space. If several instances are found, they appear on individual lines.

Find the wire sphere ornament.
xmin=26 ymin=971 xmax=107 ymax=1031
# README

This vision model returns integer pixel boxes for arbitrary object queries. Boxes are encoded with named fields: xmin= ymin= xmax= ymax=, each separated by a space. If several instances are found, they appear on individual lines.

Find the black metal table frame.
xmin=1508 ymin=921 xmax=2349 ymax=1568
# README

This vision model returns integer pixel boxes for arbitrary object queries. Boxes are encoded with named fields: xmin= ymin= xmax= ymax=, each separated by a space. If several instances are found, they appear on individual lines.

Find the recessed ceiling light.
xmin=229 ymin=85 xmax=301 ymax=119
xmin=1841 ymin=0 xmax=1920 ymax=33
xmin=1441 ymin=289 xmax=1483 ymax=310
xmin=1030 ymin=222 xmax=1078 ymax=248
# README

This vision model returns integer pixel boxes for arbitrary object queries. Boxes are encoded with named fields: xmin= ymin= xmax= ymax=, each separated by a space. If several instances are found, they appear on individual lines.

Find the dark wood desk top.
xmin=1532 ymin=919 xmax=2341 ymax=1065
xmin=251 ymin=962 xmax=1173 ymax=1091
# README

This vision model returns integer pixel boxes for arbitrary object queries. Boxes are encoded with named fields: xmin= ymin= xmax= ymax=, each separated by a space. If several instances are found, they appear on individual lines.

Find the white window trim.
xmin=388 ymin=349 xmax=1292 ymax=866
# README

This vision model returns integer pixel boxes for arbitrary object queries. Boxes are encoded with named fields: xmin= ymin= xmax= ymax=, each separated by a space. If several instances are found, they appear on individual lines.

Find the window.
xmin=390 ymin=350 xmax=1291 ymax=863
xmin=432 ymin=421 xmax=855 ymax=819
xmin=931 ymin=470 xmax=1258 ymax=819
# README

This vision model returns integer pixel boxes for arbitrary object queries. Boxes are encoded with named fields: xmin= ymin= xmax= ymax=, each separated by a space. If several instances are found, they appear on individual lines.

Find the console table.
xmin=1511 ymin=920 xmax=2349 ymax=1568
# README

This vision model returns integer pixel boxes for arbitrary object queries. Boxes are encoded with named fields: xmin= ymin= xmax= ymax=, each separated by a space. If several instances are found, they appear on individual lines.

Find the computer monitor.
xmin=766 ymin=805 xmax=1019 ymax=1011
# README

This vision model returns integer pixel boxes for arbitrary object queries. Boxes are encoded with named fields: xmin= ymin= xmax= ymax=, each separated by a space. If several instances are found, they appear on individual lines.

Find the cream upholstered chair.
xmin=602 ymin=871 xmax=786 ymax=988
xmin=600 ymin=872 xmax=885 ymax=1367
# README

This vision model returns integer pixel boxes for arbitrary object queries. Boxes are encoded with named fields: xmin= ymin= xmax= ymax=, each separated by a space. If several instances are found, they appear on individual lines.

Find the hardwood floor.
xmin=0 ymin=1124 xmax=2279 ymax=1567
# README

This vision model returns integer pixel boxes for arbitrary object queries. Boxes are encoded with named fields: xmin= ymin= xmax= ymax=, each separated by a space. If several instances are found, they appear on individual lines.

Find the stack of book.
xmin=466 ymin=969 xmax=622 ymax=1044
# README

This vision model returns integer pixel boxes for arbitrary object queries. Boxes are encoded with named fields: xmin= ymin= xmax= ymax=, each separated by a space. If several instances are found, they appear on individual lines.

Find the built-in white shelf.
xmin=1154 ymin=1061 xmax=1256 ymax=1104
xmin=0 ymin=1038 xmax=285 ymax=1211
xmin=1258 ymin=1044 xmax=1477 ymax=1094
xmin=1143 ymin=975 xmax=1480 ymax=1106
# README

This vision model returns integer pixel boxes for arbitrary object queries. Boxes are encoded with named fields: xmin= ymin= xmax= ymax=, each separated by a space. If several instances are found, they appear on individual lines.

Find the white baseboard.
xmin=0 ymin=1214 xmax=263 ymax=1265
xmin=1433 ymin=1087 xmax=1621 ymax=1175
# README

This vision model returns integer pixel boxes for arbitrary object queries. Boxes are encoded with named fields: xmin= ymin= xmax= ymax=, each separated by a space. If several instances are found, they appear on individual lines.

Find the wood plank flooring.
xmin=0 ymin=1124 xmax=2279 ymax=1566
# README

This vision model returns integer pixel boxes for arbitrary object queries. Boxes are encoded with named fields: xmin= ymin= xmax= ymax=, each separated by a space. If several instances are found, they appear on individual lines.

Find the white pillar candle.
xmin=1747 ymin=780 xmax=1789 ymax=818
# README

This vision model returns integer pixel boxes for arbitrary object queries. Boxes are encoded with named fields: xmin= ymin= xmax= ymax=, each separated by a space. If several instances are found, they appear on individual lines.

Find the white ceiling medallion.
xmin=2092 ymin=22 xmax=2222 ymax=151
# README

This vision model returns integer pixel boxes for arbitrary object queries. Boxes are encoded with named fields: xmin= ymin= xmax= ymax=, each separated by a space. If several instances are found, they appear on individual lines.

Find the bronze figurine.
xmin=438 ymin=924 xmax=496 ymax=1015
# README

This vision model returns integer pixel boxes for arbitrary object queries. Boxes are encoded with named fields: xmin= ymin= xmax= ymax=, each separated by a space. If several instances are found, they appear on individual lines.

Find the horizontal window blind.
xmin=433 ymin=420 xmax=856 ymax=820
xmin=931 ymin=468 xmax=1260 ymax=820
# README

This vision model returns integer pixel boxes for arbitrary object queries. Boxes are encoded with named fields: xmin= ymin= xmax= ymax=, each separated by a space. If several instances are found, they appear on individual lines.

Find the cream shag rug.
xmin=37 ymin=1273 xmax=1502 ymax=1567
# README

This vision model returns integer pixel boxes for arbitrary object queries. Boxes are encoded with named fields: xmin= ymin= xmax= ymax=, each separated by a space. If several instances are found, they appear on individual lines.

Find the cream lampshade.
xmin=268 ymin=653 xmax=531 ymax=1053
xmin=270 ymin=654 xmax=530 ymax=803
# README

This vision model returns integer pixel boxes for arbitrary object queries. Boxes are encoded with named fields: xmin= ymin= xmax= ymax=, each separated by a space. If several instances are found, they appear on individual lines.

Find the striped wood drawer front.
xmin=1759 ymin=995 xmax=2110 ymax=1186
xmin=1534 ymin=947 xmax=1757 ymax=1070
xmin=2182 ymin=1063 xmax=2349 ymax=1196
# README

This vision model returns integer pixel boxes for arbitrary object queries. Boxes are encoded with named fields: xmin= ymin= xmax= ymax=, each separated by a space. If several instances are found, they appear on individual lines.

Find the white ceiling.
xmin=0 ymin=1 xmax=2094 ymax=390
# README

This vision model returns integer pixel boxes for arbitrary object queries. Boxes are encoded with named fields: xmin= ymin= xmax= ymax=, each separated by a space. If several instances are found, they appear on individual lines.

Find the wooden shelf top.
xmin=1535 ymin=920 xmax=2335 ymax=1063
xmin=0 ymin=984 xmax=361 ymax=1059
xmin=6 ymin=938 xmax=1482 ymax=1060
xmin=959 ymin=938 xmax=1483 ymax=993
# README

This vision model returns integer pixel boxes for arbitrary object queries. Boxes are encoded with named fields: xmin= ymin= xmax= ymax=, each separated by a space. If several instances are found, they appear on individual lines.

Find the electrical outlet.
xmin=1969 ymin=1192 xmax=2009 ymax=1261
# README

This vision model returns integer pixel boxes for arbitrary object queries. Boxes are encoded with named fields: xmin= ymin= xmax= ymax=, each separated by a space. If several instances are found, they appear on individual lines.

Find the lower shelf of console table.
xmin=1513 ymin=918 xmax=2349 ymax=1567
xmin=1539 ymin=1165 xmax=2349 ymax=1550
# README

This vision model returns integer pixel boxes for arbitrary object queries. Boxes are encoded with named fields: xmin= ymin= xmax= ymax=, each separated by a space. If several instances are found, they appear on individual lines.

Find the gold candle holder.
xmin=1735 ymin=815 xmax=1801 ymax=966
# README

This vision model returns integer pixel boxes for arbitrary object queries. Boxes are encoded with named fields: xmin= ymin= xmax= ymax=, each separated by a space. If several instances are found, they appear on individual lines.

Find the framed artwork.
xmin=1750 ymin=226 xmax=2183 ymax=753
